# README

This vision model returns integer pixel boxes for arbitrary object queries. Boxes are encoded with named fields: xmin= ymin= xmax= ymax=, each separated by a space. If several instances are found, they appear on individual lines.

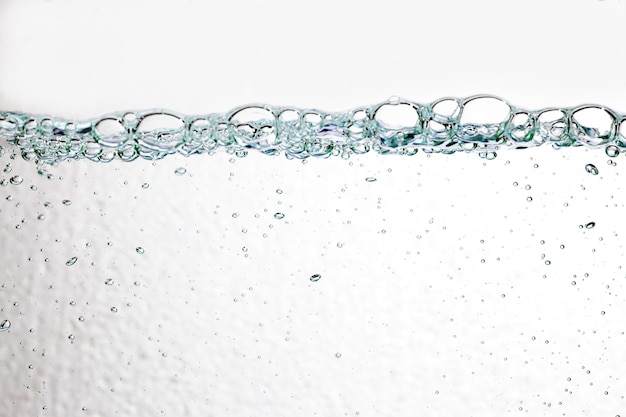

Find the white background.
xmin=2 ymin=1 xmax=626 ymax=416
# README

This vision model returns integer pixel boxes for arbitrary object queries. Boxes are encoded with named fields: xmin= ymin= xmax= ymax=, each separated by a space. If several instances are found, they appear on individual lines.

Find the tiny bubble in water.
xmin=174 ymin=167 xmax=187 ymax=176
xmin=0 ymin=319 xmax=11 ymax=332
xmin=66 ymin=256 xmax=78 ymax=266
xmin=110 ymin=307 xmax=118 ymax=313
xmin=104 ymin=278 xmax=114 ymax=286
xmin=136 ymin=247 xmax=145 ymax=254
xmin=310 ymin=274 xmax=322 ymax=282
xmin=274 ymin=213 xmax=285 ymax=220
xmin=62 ymin=199 xmax=71 ymax=206
xmin=585 ymin=222 xmax=596 ymax=229
xmin=141 ymin=183 xmax=149 ymax=189
xmin=585 ymin=164 xmax=599 ymax=175
xmin=9 ymin=175 xmax=23 ymax=185
xmin=335 ymin=352 xmax=341 ymax=358
xmin=365 ymin=177 xmax=377 ymax=182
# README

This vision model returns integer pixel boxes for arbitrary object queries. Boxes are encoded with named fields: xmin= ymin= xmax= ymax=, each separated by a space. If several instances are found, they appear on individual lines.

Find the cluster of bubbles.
xmin=1 ymin=95 xmax=625 ymax=164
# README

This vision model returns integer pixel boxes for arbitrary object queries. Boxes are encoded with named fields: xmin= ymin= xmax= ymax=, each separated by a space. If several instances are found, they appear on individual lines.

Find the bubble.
xmin=62 ymin=199 xmax=72 ymax=206
xmin=174 ymin=167 xmax=187 ymax=176
xmin=69 ymin=301 xmax=76 ymax=306
xmin=110 ymin=307 xmax=118 ymax=313
xmin=310 ymin=274 xmax=322 ymax=282
xmin=0 ymin=319 xmax=11 ymax=332
xmin=606 ymin=145 xmax=620 ymax=157
xmin=335 ymin=352 xmax=342 ymax=358
xmin=136 ymin=247 xmax=145 ymax=254
xmin=9 ymin=175 xmax=23 ymax=185
xmin=66 ymin=256 xmax=78 ymax=266
xmin=276 ymin=189 xmax=283 ymax=194
xmin=585 ymin=222 xmax=596 ymax=229
xmin=365 ymin=177 xmax=377 ymax=182
xmin=104 ymin=278 xmax=114 ymax=286
xmin=585 ymin=164 xmax=599 ymax=175
xmin=274 ymin=213 xmax=285 ymax=220
xmin=141 ymin=183 xmax=150 ymax=189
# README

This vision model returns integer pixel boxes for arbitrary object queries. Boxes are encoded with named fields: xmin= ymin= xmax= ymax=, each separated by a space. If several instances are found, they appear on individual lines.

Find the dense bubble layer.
xmin=2 ymin=95 xmax=625 ymax=164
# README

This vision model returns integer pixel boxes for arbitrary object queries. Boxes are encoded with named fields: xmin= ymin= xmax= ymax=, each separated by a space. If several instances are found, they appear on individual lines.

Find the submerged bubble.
xmin=104 ymin=278 xmax=114 ymax=286
xmin=606 ymin=145 xmax=620 ymax=157
xmin=174 ymin=167 xmax=187 ymax=176
xmin=310 ymin=274 xmax=322 ymax=282
xmin=0 ymin=319 xmax=11 ymax=332
xmin=274 ymin=213 xmax=285 ymax=220
xmin=135 ymin=247 xmax=145 ymax=254
xmin=9 ymin=175 xmax=23 ymax=185
xmin=585 ymin=222 xmax=596 ymax=229
xmin=365 ymin=177 xmax=377 ymax=182
xmin=66 ymin=256 xmax=78 ymax=266
xmin=62 ymin=199 xmax=72 ymax=206
xmin=585 ymin=164 xmax=599 ymax=175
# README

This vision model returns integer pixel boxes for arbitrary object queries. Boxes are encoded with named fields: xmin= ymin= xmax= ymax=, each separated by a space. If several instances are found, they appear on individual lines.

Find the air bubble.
xmin=365 ymin=177 xmax=377 ymax=182
xmin=136 ymin=247 xmax=145 ymax=254
xmin=606 ymin=145 xmax=620 ymax=157
xmin=0 ymin=319 xmax=11 ymax=332
xmin=274 ymin=213 xmax=285 ymax=220
xmin=104 ymin=278 xmax=114 ymax=285
xmin=62 ymin=199 xmax=72 ymax=206
xmin=310 ymin=274 xmax=322 ymax=282
xmin=9 ymin=175 xmax=23 ymax=185
xmin=585 ymin=222 xmax=596 ymax=229
xmin=66 ymin=256 xmax=78 ymax=266
xmin=585 ymin=164 xmax=599 ymax=175
xmin=174 ymin=167 xmax=187 ymax=176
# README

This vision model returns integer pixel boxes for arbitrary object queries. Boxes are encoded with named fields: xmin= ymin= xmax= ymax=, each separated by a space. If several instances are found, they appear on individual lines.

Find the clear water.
xmin=1 ymin=98 xmax=626 ymax=416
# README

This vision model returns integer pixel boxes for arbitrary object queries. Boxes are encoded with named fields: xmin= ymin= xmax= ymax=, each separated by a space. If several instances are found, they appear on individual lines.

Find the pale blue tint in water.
xmin=1 ymin=98 xmax=626 ymax=416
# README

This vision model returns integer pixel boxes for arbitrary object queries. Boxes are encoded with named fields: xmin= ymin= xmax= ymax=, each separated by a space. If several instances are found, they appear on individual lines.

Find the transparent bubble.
xmin=9 ymin=175 xmax=23 ymax=185
xmin=335 ymin=352 xmax=342 ymax=358
xmin=310 ymin=274 xmax=322 ymax=282
xmin=62 ymin=199 xmax=72 ymax=206
xmin=585 ymin=164 xmax=599 ymax=175
xmin=274 ymin=213 xmax=285 ymax=220
xmin=104 ymin=278 xmax=114 ymax=286
xmin=606 ymin=145 xmax=620 ymax=157
xmin=585 ymin=222 xmax=596 ymax=229
xmin=136 ymin=247 xmax=145 ymax=254
xmin=174 ymin=167 xmax=187 ymax=176
xmin=0 ymin=319 xmax=11 ymax=332
xmin=66 ymin=256 xmax=78 ymax=266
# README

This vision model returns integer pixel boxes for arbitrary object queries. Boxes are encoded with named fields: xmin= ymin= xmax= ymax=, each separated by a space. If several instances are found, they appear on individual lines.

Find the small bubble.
xmin=335 ymin=352 xmax=342 ymax=358
xmin=527 ymin=196 xmax=533 ymax=202
xmin=276 ymin=189 xmax=283 ymax=194
xmin=78 ymin=316 xmax=85 ymax=322
xmin=141 ymin=183 xmax=150 ymax=189
xmin=525 ymin=184 xmax=531 ymax=190
xmin=0 ymin=319 xmax=11 ymax=332
xmin=232 ymin=212 xmax=239 ymax=218
xmin=274 ymin=213 xmax=285 ymax=220
xmin=513 ymin=182 xmax=518 ymax=186
xmin=110 ymin=307 xmax=118 ymax=313
xmin=135 ymin=247 xmax=145 ymax=254
xmin=69 ymin=301 xmax=76 ymax=306
xmin=68 ymin=334 xmax=75 ymax=341
xmin=104 ymin=278 xmax=114 ymax=286
xmin=585 ymin=222 xmax=596 ymax=229
xmin=585 ymin=164 xmax=599 ymax=175
xmin=174 ymin=167 xmax=187 ymax=176
xmin=242 ymin=246 xmax=248 ymax=253
xmin=62 ymin=199 xmax=71 ymax=206
xmin=601 ymin=311 xmax=606 ymax=315
xmin=66 ymin=256 xmax=78 ymax=266
xmin=310 ymin=274 xmax=322 ymax=282
xmin=560 ymin=244 xmax=565 ymax=249
xmin=37 ymin=214 xmax=45 ymax=221
xmin=365 ymin=177 xmax=377 ymax=182
xmin=545 ymin=260 xmax=551 ymax=265
xmin=606 ymin=145 xmax=620 ymax=158
xmin=9 ymin=175 xmax=23 ymax=185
